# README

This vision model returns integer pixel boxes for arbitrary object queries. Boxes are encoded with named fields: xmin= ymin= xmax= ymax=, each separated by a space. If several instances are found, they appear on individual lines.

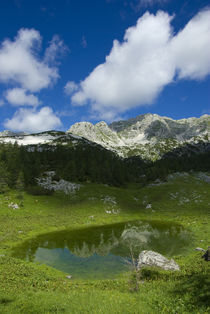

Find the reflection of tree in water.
xmin=71 ymin=232 xmax=119 ymax=257
xmin=121 ymin=225 xmax=155 ymax=244
xmin=118 ymin=225 xmax=156 ymax=257
xmin=12 ymin=220 xmax=192 ymax=261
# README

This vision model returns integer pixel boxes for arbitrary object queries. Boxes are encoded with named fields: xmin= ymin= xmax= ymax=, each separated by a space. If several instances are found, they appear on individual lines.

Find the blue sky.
xmin=0 ymin=0 xmax=209 ymax=132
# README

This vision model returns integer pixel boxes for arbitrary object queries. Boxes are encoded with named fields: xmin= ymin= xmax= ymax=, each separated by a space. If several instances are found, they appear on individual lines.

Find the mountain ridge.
xmin=68 ymin=113 xmax=210 ymax=160
xmin=0 ymin=113 xmax=209 ymax=161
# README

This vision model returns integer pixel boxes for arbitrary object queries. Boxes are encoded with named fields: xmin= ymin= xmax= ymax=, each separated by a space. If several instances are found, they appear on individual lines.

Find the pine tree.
xmin=16 ymin=171 xmax=25 ymax=204
xmin=0 ymin=161 xmax=9 ymax=193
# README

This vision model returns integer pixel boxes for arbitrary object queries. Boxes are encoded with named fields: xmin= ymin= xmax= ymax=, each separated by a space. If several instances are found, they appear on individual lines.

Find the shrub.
xmin=26 ymin=185 xmax=54 ymax=196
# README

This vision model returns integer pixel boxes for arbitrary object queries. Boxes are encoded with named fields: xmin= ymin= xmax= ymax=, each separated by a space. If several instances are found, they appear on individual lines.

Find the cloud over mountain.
xmin=0 ymin=28 xmax=65 ymax=132
xmin=4 ymin=107 xmax=61 ymax=133
xmin=69 ymin=9 xmax=210 ymax=120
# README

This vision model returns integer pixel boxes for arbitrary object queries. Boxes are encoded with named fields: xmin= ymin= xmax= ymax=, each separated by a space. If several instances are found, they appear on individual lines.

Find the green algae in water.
xmin=12 ymin=220 xmax=192 ymax=279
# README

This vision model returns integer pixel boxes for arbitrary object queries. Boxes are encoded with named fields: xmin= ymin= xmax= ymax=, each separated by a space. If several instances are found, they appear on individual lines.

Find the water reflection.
xmin=12 ymin=220 xmax=192 ymax=279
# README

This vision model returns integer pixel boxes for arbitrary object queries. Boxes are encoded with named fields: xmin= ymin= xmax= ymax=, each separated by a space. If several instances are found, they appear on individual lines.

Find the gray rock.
xmin=8 ymin=202 xmax=19 ymax=210
xmin=195 ymin=247 xmax=205 ymax=252
xmin=66 ymin=275 xmax=72 ymax=279
xmin=137 ymin=250 xmax=180 ymax=271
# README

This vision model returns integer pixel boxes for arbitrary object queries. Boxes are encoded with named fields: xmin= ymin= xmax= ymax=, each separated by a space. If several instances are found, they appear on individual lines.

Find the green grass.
xmin=0 ymin=173 xmax=209 ymax=313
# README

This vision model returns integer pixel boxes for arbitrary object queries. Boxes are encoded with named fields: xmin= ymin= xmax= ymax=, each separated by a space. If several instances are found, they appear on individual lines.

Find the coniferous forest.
xmin=0 ymin=141 xmax=209 ymax=194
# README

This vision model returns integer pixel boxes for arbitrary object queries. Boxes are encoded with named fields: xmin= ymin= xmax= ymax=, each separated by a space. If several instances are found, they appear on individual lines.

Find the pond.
xmin=12 ymin=220 xmax=192 ymax=279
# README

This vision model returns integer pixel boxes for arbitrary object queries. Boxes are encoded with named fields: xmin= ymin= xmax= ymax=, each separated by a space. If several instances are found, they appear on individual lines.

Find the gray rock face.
xmin=68 ymin=113 xmax=210 ymax=160
xmin=0 ymin=130 xmax=27 ymax=137
xmin=109 ymin=113 xmax=210 ymax=141
xmin=68 ymin=121 xmax=124 ymax=147
xmin=137 ymin=250 xmax=180 ymax=271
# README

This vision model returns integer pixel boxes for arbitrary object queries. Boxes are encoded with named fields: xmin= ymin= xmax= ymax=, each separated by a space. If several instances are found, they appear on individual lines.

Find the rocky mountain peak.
xmin=95 ymin=121 xmax=109 ymax=128
xmin=68 ymin=113 xmax=210 ymax=160
xmin=1 ymin=113 xmax=209 ymax=161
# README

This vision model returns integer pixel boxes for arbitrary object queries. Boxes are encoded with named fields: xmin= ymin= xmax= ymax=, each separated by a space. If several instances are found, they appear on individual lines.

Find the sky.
xmin=0 ymin=0 xmax=210 ymax=133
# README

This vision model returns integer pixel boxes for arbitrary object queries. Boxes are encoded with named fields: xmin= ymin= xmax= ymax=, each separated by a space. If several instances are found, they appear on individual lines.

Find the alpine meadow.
xmin=0 ymin=1 xmax=210 ymax=313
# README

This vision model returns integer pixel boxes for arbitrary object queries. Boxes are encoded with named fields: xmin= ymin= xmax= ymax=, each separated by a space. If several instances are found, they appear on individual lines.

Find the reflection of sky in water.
xmin=35 ymin=248 xmax=128 ymax=279
xmin=12 ymin=220 xmax=192 ymax=279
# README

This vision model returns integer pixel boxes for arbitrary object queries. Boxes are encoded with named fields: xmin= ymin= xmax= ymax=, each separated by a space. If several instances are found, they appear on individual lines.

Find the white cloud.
xmin=4 ymin=107 xmax=61 ymax=133
xmin=138 ymin=0 xmax=168 ymax=6
xmin=0 ymin=28 xmax=62 ymax=92
xmin=5 ymin=88 xmax=40 ymax=106
xmin=81 ymin=35 xmax=87 ymax=48
xmin=171 ymin=9 xmax=210 ymax=80
xmin=44 ymin=35 xmax=68 ymax=64
xmin=0 ymin=99 xmax=4 ymax=106
xmin=71 ymin=11 xmax=174 ymax=118
xmin=64 ymin=81 xmax=79 ymax=95
xmin=70 ymin=9 xmax=210 ymax=120
xmin=130 ymin=0 xmax=168 ymax=12
xmin=56 ymin=109 xmax=75 ymax=117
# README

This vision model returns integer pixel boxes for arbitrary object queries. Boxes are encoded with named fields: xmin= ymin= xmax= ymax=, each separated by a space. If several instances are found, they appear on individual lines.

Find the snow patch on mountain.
xmin=0 ymin=134 xmax=57 ymax=145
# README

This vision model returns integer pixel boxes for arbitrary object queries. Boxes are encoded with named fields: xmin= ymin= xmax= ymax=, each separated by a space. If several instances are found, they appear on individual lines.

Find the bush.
xmin=26 ymin=185 xmax=54 ymax=196
xmin=140 ymin=267 xmax=171 ymax=281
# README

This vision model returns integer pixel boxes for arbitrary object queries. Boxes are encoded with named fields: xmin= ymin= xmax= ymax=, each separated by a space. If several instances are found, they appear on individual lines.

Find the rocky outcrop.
xmin=68 ymin=121 xmax=124 ymax=148
xmin=0 ymin=130 xmax=27 ymax=137
xmin=195 ymin=247 xmax=205 ymax=252
xmin=137 ymin=250 xmax=180 ymax=271
xmin=68 ymin=114 xmax=210 ymax=160
xmin=36 ymin=171 xmax=82 ymax=195
xmin=109 ymin=114 xmax=210 ymax=141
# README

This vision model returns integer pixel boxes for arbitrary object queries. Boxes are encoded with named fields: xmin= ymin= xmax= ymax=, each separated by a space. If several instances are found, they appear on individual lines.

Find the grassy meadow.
xmin=0 ymin=173 xmax=209 ymax=313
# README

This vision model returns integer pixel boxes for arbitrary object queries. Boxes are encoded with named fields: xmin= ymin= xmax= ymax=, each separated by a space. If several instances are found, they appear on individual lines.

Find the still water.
xmin=12 ymin=220 xmax=192 ymax=279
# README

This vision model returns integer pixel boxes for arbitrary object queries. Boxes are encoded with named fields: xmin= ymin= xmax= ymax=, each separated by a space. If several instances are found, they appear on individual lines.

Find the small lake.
xmin=12 ymin=220 xmax=192 ymax=279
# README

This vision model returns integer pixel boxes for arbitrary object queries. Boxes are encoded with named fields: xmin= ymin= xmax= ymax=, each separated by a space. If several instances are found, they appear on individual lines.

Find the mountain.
xmin=0 ymin=130 xmax=27 ymax=137
xmin=0 ymin=114 xmax=209 ymax=188
xmin=0 ymin=130 xmax=137 ymax=187
xmin=68 ymin=114 xmax=210 ymax=160
xmin=0 ymin=114 xmax=209 ymax=161
xmin=0 ymin=130 xmax=103 ymax=148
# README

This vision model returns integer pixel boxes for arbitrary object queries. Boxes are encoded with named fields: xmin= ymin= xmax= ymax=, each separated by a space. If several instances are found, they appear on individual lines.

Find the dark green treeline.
xmin=0 ymin=141 xmax=209 ymax=192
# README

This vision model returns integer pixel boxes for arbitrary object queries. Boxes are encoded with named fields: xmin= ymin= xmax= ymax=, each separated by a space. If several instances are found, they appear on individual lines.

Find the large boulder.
xmin=137 ymin=250 xmax=180 ymax=271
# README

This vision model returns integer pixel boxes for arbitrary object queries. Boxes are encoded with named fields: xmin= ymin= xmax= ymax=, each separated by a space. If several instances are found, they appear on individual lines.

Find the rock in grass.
xmin=8 ymin=202 xmax=19 ymax=210
xmin=195 ymin=247 xmax=205 ymax=252
xmin=66 ymin=275 xmax=72 ymax=279
xmin=137 ymin=250 xmax=180 ymax=271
